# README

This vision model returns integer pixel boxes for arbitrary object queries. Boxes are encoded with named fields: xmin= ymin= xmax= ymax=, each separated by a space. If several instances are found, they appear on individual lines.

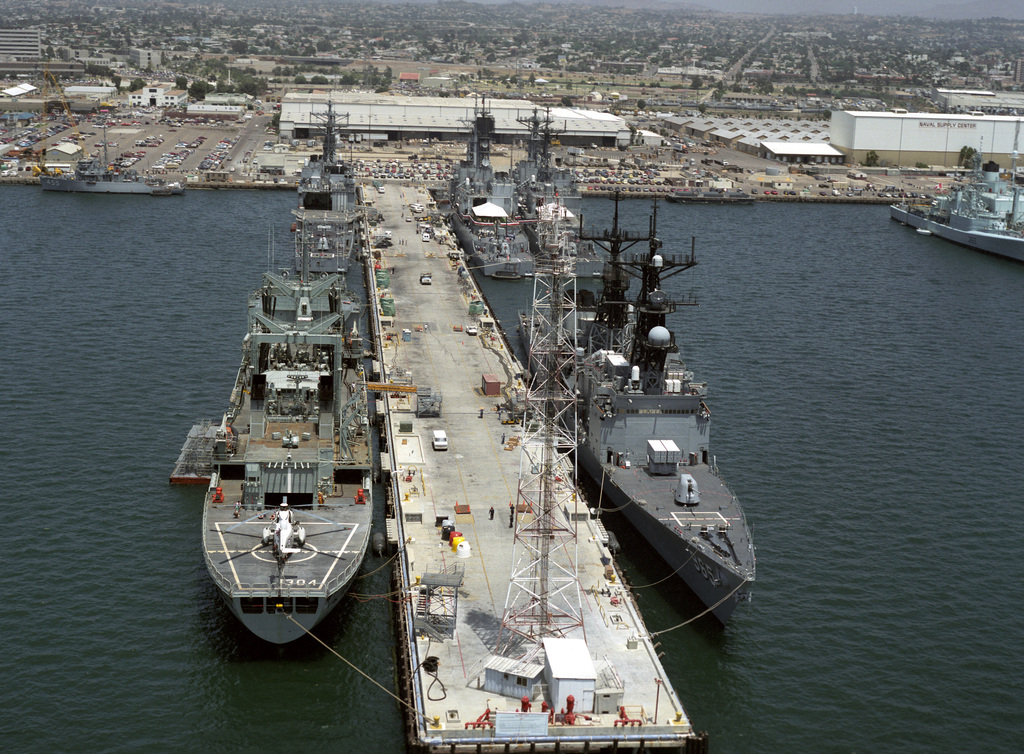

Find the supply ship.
xmin=891 ymin=152 xmax=1024 ymax=263
xmin=573 ymin=200 xmax=755 ymax=623
xmin=198 ymin=241 xmax=373 ymax=643
xmin=448 ymin=101 xmax=533 ymax=278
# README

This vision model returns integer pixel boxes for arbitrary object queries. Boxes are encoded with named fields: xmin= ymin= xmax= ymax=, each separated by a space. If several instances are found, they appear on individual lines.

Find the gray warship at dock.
xmin=574 ymin=200 xmax=755 ymax=624
xmin=890 ymin=152 xmax=1024 ymax=263
xmin=292 ymin=103 xmax=364 ymax=275
xmin=512 ymin=108 xmax=602 ymax=277
xmin=448 ymin=101 xmax=533 ymax=279
xmin=40 ymin=124 xmax=183 ymax=195
xmin=199 ymin=242 xmax=374 ymax=644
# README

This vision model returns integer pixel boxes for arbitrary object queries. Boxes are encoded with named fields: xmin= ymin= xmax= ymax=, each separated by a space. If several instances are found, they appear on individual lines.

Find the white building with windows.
xmin=0 ymin=29 xmax=42 ymax=60
xmin=128 ymin=85 xmax=187 ymax=109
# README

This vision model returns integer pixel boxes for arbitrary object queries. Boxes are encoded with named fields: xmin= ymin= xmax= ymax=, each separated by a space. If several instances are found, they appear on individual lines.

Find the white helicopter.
xmin=262 ymin=500 xmax=306 ymax=562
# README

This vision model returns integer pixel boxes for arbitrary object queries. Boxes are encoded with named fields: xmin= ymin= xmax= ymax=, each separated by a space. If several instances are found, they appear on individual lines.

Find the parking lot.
xmin=1 ymin=111 xmax=275 ymax=180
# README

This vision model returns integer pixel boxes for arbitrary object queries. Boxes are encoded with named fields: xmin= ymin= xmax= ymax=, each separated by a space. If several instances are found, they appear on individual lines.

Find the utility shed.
xmin=482 ymin=655 xmax=545 ymax=700
xmin=543 ymin=638 xmax=597 ymax=712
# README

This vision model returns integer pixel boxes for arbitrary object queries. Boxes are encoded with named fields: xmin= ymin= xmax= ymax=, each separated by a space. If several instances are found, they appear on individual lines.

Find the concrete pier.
xmin=364 ymin=183 xmax=706 ymax=753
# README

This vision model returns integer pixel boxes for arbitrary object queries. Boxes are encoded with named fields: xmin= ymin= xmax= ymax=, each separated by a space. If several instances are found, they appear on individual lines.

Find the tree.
xmin=294 ymin=74 xmax=307 ymax=84
xmin=230 ymin=40 xmax=248 ymax=55
xmin=128 ymin=78 xmax=146 ymax=92
xmin=637 ymin=99 xmax=646 ymax=110
xmin=112 ymin=75 xmax=122 ymax=91
xmin=188 ymin=81 xmax=210 ymax=100
xmin=560 ymin=95 xmax=573 ymax=107
xmin=864 ymin=150 xmax=879 ymax=167
xmin=958 ymin=146 xmax=976 ymax=167
xmin=175 ymin=76 xmax=188 ymax=91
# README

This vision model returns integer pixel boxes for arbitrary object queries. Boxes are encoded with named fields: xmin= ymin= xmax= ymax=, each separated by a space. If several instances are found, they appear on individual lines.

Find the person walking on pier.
xmin=489 ymin=506 xmax=494 ymax=520
xmin=509 ymin=502 xmax=514 ymax=529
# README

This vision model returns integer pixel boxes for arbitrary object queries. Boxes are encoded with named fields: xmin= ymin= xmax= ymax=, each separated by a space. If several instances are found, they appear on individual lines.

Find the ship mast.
xmin=578 ymin=196 xmax=698 ymax=394
xmin=496 ymin=218 xmax=584 ymax=657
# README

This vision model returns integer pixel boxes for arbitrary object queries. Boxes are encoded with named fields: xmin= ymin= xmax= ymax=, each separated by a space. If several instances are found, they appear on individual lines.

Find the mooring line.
xmin=283 ymin=613 xmax=428 ymax=724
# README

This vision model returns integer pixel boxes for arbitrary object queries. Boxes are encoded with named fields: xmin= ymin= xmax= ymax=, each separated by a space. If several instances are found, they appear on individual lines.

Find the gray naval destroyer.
xmin=200 ymin=239 xmax=374 ymax=643
xmin=574 ymin=200 xmax=755 ymax=623
xmin=291 ymin=103 xmax=363 ymax=276
xmin=512 ymin=108 xmax=602 ymax=277
xmin=448 ymin=101 xmax=533 ymax=278
xmin=890 ymin=151 xmax=1024 ymax=263
xmin=39 ymin=124 xmax=184 ymax=195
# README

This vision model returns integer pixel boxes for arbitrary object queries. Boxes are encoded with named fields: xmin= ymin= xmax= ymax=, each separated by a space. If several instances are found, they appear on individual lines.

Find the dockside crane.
xmin=34 ymin=69 xmax=85 ymax=176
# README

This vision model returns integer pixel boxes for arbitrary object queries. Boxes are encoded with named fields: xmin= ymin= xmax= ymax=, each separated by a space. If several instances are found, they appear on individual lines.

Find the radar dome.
xmin=648 ymin=326 xmax=671 ymax=347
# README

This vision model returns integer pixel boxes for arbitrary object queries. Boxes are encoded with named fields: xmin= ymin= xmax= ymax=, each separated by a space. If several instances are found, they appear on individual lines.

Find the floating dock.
xmin=364 ymin=184 xmax=707 ymax=753
xmin=169 ymin=419 xmax=216 ymax=484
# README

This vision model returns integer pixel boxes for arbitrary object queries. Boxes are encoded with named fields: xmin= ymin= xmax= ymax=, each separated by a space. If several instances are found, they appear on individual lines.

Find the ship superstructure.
xmin=293 ymin=103 xmax=364 ymax=275
xmin=512 ymin=109 xmax=601 ymax=277
xmin=448 ymin=101 xmax=533 ymax=278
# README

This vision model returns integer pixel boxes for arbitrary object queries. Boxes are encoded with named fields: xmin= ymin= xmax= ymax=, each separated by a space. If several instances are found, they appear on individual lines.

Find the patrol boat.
xmin=448 ymin=101 xmax=533 ymax=278
xmin=573 ymin=200 xmax=755 ymax=623
xmin=199 ymin=241 xmax=373 ymax=643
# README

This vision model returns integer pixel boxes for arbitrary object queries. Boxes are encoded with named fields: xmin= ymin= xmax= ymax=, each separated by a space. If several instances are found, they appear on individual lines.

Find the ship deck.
xmin=598 ymin=461 xmax=754 ymax=575
xmin=369 ymin=183 xmax=698 ymax=751
xmin=202 ymin=377 xmax=373 ymax=601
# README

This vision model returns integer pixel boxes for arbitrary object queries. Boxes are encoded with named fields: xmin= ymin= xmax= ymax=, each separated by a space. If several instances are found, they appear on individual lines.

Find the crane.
xmin=35 ymin=69 xmax=84 ymax=176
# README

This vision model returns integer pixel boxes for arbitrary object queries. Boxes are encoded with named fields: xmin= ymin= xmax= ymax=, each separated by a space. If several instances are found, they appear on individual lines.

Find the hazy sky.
xmin=687 ymin=0 xmax=1022 ymax=19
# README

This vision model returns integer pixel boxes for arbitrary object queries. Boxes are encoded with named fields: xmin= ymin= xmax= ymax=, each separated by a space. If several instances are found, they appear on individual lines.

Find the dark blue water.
xmin=2 ymin=186 xmax=1020 ymax=752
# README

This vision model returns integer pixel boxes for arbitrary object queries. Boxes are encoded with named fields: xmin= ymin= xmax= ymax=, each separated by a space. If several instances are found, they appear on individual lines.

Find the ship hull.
xmin=577 ymin=447 xmax=751 ymax=624
xmin=216 ymin=561 xmax=363 ymax=644
xmin=40 ymin=176 xmax=182 ymax=195
xmin=451 ymin=212 xmax=534 ymax=278
xmin=891 ymin=204 xmax=1024 ymax=263
xmin=667 ymin=193 xmax=754 ymax=205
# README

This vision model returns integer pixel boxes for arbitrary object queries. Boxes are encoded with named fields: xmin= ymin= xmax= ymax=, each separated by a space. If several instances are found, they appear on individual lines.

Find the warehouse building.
xmin=930 ymin=88 xmax=1024 ymax=115
xmin=279 ymin=92 xmax=630 ymax=148
xmin=758 ymin=141 xmax=845 ymax=164
xmin=830 ymin=110 xmax=1024 ymax=167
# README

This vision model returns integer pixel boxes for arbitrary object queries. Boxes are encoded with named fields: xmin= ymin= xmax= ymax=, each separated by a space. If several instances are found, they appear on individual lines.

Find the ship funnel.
xmin=675 ymin=473 xmax=700 ymax=506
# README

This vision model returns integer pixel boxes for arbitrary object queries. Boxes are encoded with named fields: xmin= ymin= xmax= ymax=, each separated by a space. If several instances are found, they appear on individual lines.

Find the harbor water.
xmin=1 ymin=185 xmax=1020 ymax=753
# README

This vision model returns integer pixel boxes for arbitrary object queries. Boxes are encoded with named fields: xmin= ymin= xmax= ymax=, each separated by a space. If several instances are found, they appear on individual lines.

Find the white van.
xmin=432 ymin=430 xmax=448 ymax=451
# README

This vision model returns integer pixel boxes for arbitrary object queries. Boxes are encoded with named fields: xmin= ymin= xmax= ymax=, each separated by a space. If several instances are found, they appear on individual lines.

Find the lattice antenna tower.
xmin=496 ymin=217 xmax=585 ymax=658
